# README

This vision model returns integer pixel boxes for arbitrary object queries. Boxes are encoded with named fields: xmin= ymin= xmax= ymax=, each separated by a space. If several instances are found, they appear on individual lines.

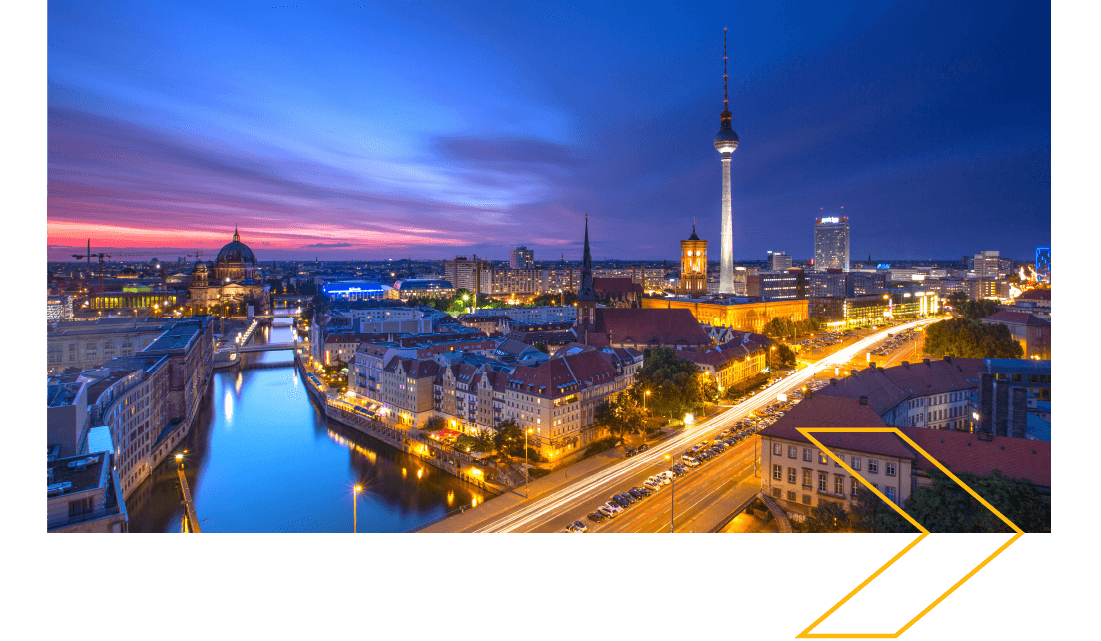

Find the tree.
xmin=803 ymin=501 xmax=851 ymax=532
xmin=421 ymin=416 xmax=446 ymax=431
xmin=472 ymin=427 xmax=496 ymax=453
xmin=848 ymin=489 xmax=916 ymax=533
xmin=946 ymin=291 xmax=968 ymax=310
xmin=775 ymin=344 xmax=797 ymax=369
xmin=493 ymin=419 xmax=525 ymax=460
xmin=924 ymin=318 xmax=1023 ymax=359
xmin=532 ymin=342 xmax=549 ymax=354
xmin=633 ymin=347 xmax=709 ymax=419
xmin=900 ymin=469 xmax=1050 ymax=533
xmin=593 ymin=399 xmax=618 ymax=440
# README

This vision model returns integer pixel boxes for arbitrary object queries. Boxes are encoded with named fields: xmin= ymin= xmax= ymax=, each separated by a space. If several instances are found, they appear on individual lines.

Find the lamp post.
xmin=665 ymin=454 xmax=675 ymax=533
xmin=353 ymin=485 xmax=362 ymax=533
xmin=175 ymin=453 xmax=183 ymax=471
xmin=524 ymin=427 xmax=534 ymax=497
xmin=644 ymin=390 xmax=651 ymax=418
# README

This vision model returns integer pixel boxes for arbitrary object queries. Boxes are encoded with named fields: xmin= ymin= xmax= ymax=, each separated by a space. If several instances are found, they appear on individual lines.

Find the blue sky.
xmin=47 ymin=0 xmax=1050 ymax=262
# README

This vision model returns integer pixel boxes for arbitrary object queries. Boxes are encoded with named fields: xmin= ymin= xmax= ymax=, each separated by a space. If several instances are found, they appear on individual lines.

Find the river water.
xmin=126 ymin=317 xmax=484 ymax=533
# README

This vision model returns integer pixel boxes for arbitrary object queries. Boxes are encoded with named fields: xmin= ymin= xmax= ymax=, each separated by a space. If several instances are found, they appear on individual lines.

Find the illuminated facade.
xmin=186 ymin=229 xmax=270 ymax=316
xmin=814 ymin=216 xmax=850 ymax=271
xmin=641 ymin=296 xmax=808 ymax=333
xmin=678 ymin=222 xmax=708 ymax=296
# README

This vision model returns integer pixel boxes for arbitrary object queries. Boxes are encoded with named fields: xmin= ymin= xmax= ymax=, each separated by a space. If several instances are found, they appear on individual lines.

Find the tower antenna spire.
xmin=723 ymin=27 xmax=729 ymax=112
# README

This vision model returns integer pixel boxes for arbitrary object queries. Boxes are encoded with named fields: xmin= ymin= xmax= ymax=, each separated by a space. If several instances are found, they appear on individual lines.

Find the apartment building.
xmin=47 ymin=450 xmax=128 ymax=533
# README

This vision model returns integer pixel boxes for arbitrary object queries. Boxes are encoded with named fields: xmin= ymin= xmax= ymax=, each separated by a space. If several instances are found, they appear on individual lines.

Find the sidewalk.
xmin=420 ymin=446 xmax=630 ymax=533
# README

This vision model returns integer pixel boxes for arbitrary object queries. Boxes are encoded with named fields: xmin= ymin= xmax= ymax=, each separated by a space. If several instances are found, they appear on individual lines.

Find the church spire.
xmin=578 ymin=215 xmax=596 ymax=301
xmin=233 ymin=225 xmax=240 ymax=242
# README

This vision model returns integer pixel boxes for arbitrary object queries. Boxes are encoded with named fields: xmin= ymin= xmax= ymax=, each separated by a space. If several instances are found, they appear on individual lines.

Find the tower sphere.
xmin=714 ymin=129 xmax=739 ymax=153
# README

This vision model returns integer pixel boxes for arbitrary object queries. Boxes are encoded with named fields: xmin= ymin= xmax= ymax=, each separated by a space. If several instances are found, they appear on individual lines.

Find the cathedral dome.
xmin=216 ymin=228 xmax=256 ymax=265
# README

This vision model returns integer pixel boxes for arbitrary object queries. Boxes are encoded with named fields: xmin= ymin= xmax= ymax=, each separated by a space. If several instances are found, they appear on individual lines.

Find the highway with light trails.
xmin=468 ymin=318 xmax=937 ymax=533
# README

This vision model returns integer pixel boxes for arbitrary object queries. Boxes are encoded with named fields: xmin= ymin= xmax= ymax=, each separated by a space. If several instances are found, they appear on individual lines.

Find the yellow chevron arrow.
xmin=794 ymin=427 xmax=1024 ymax=638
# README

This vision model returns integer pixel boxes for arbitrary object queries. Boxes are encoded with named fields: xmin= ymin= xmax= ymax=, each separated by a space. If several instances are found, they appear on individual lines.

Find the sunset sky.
xmin=47 ymin=0 xmax=1050 ymax=262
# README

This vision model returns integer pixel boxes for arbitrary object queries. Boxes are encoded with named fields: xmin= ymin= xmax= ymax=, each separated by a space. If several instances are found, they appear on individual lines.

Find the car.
xmin=597 ymin=506 xmax=617 ymax=519
xmin=659 ymin=470 xmax=675 ymax=481
xmin=644 ymin=480 xmax=662 ymax=492
xmin=635 ymin=485 xmax=652 ymax=497
xmin=587 ymin=511 xmax=606 ymax=523
xmin=628 ymin=488 xmax=646 ymax=500
xmin=611 ymin=495 xmax=630 ymax=508
xmin=625 ymin=448 xmax=637 ymax=457
xmin=700 ymin=440 xmax=709 ymax=447
xmin=603 ymin=502 xmax=623 ymax=515
xmin=683 ymin=457 xmax=700 ymax=467
xmin=617 ymin=492 xmax=636 ymax=505
xmin=565 ymin=522 xmax=587 ymax=533
xmin=637 ymin=443 xmax=650 ymax=453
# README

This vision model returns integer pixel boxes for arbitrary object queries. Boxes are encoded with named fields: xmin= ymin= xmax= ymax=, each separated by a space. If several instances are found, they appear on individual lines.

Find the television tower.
xmin=715 ymin=28 xmax=739 ymax=294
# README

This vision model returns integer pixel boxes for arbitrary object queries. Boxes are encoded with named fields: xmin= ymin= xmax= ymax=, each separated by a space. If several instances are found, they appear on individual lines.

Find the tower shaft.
xmin=718 ymin=155 xmax=734 ymax=293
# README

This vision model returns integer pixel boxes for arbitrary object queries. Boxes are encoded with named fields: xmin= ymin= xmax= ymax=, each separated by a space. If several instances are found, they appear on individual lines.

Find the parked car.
xmin=570 ymin=520 xmax=588 ymax=533
xmin=634 ymin=485 xmax=652 ymax=497
xmin=625 ymin=448 xmax=637 ymax=457
xmin=603 ymin=502 xmax=623 ymax=515
xmin=628 ymin=488 xmax=646 ymax=500
xmin=611 ymin=495 xmax=630 ymax=508
xmin=637 ymin=443 xmax=650 ymax=453
xmin=683 ymin=457 xmax=700 ymax=467
xmin=617 ymin=492 xmax=636 ymax=505
xmin=597 ymin=506 xmax=616 ymax=519
xmin=587 ymin=511 xmax=606 ymax=523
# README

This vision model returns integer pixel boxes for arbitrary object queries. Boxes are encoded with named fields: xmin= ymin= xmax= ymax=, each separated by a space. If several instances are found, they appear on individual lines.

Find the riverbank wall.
xmin=294 ymin=355 xmax=505 ymax=496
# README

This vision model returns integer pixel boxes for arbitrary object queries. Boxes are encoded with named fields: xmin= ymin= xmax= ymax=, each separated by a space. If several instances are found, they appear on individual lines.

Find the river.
xmin=126 ymin=317 xmax=484 ymax=532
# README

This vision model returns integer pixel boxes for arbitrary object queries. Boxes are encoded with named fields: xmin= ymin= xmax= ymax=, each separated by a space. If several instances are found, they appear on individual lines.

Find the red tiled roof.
xmin=982 ymin=310 xmax=1050 ymax=326
xmin=593 ymin=277 xmax=642 ymax=295
xmin=760 ymin=396 xmax=917 ymax=460
xmin=494 ymin=349 xmax=619 ymax=399
xmin=899 ymin=427 xmax=1051 ymax=488
xmin=1016 ymin=289 xmax=1051 ymax=301
xmin=593 ymin=308 xmax=711 ymax=347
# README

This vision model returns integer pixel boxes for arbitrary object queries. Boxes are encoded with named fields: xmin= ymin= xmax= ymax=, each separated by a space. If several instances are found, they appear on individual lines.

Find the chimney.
xmin=944 ymin=356 xmax=952 ymax=363
xmin=868 ymin=362 xmax=876 ymax=369
xmin=902 ymin=361 xmax=910 ymax=369
xmin=859 ymin=395 xmax=868 ymax=406
xmin=923 ymin=358 xmax=931 ymax=366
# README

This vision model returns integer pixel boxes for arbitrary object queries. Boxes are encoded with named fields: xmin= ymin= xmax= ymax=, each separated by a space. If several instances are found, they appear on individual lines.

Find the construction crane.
xmin=73 ymin=239 xmax=204 ymax=293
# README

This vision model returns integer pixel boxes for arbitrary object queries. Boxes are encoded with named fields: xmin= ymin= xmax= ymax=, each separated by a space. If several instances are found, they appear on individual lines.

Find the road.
xmin=466 ymin=317 xmax=938 ymax=533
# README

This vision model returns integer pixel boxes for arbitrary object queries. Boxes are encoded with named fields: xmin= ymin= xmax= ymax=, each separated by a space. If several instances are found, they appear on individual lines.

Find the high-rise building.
xmin=766 ymin=251 xmax=792 ymax=271
xmin=1035 ymin=247 xmax=1051 ymax=279
xmin=813 ymin=216 xmax=850 ymax=271
xmin=973 ymin=250 xmax=1000 ymax=279
xmin=510 ymin=246 xmax=534 ymax=270
xmin=715 ymin=29 xmax=739 ymax=294
xmin=679 ymin=221 xmax=708 ymax=296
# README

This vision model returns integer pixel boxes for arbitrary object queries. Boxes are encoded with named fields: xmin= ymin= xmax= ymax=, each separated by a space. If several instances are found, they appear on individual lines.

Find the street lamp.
xmin=644 ymin=389 xmax=651 ymax=417
xmin=525 ymin=428 xmax=533 ymax=497
xmin=665 ymin=454 xmax=675 ymax=533
xmin=175 ymin=453 xmax=183 ymax=470
xmin=353 ymin=485 xmax=362 ymax=533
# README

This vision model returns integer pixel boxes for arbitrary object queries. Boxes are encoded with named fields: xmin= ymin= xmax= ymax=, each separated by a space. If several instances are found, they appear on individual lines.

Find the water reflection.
xmin=125 ymin=321 xmax=483 ymax=533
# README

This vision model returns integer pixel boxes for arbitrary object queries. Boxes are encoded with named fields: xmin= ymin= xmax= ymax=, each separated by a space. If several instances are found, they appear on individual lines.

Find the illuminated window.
xmin=819 ymin=451 xmax=828 ymax=465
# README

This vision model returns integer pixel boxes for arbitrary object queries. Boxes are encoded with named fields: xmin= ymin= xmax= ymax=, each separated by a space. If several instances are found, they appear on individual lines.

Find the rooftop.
xmin=759 ymin=395 xmax=915 ymax=459
xmin=900 ymin=427 xmax=1051 ymax=488
xmin=48 ymin=451 xmax=109 ymax=497
xmin=982 ymin=310 xmax=1050 ymax=326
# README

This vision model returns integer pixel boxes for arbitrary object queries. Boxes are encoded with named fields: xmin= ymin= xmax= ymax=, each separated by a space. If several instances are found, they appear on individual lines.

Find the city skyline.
xmin=48 ymin=1 xmax=1049 ymax=262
